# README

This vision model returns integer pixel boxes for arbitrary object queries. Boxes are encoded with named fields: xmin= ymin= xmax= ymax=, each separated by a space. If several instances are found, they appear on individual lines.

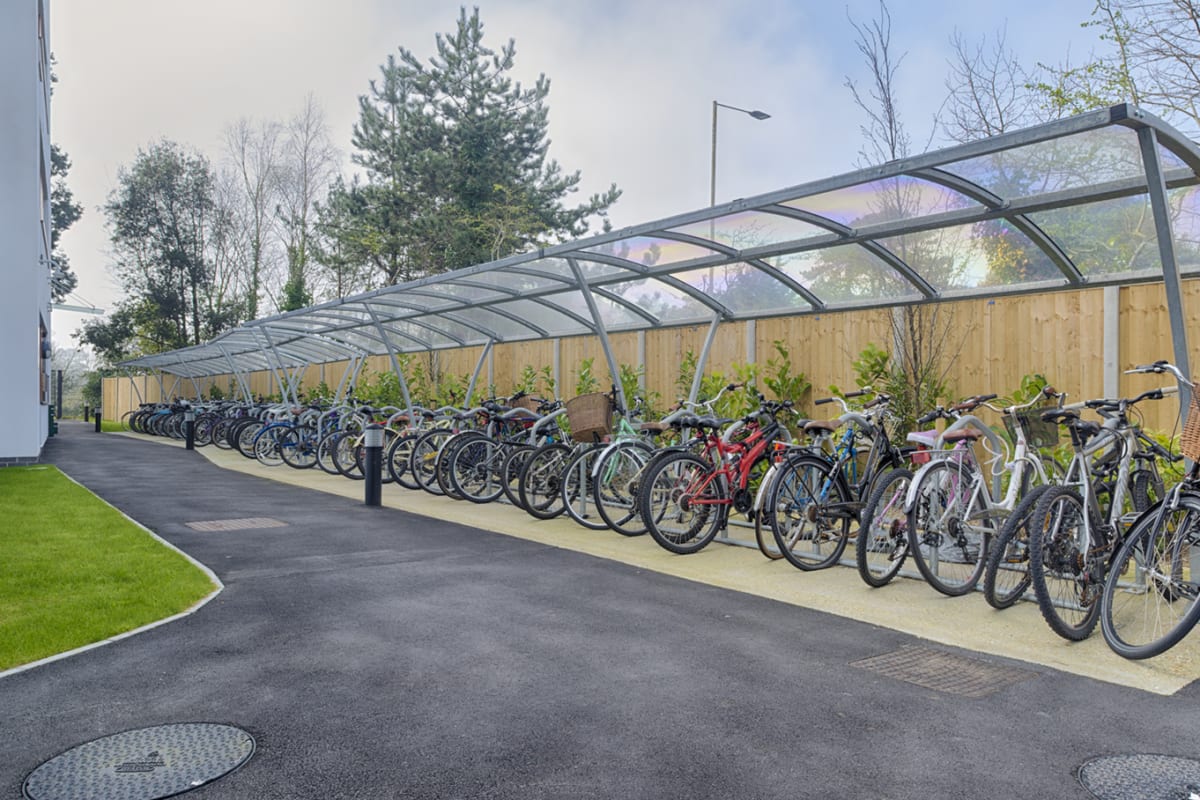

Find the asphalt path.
xmin=3 ymin=422 xmax=1198 ymax=799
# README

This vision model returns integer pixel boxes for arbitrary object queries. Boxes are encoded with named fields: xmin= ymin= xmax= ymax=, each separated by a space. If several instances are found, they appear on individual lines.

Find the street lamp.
xmin=710 ymin=100 xmax=771 ymax=210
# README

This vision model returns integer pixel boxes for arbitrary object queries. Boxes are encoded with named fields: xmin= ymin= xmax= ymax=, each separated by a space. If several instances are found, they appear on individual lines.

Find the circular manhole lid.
xmin=23 ymin=723 xmax=254 ymax=800
xmin=1079 ymin=754 xmax=1200 ymax=800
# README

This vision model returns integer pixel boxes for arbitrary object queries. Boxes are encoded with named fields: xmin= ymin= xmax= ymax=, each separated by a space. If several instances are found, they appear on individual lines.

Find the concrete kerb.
xmin=119 ymin=431 xmax=1200 ymax=695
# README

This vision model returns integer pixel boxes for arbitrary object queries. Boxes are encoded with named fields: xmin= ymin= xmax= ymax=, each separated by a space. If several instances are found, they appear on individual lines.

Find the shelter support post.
xmin=568 ymin=259 xmax=627 ymax=414
xmin=365 ymin=305 xmax=414 ymax=416
xmin=256 ymin=326 xmax=297 ymax=404
xmin=1138 ymin=127 xmax=1192 ymax=407
xmin=122 ymin=369 xmax=144 ymax=406
xmin=1103 ymin=286 xmax=1120 ymax=399
xmin=688 ymin=315 xmax=723 ymax=404
xmin=216 ymin=345 xmax=253 ymax=403
xmin=465 ymin=340 xmax=494 ymax=407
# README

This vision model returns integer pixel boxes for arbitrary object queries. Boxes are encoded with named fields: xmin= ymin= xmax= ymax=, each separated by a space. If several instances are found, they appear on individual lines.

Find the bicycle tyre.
xmin=279 ymin=425 xmax=318 ymax=469
xmin=856 ymin=468 xmax=912 ymax=588
xmin=753 ymin=459 xmax=785 ymax=560
xmin=593 ymin=440 xmax=655 ymax=536
xmin=983 ymin=485 xmax=1050 ymax=610
xmin=562 ymin=446 xmax=607 ymax=530
xmin=765 ymin=454 xmax=851 ymax=572
xmin=906 ymin=458 xmax=991 ymax=596
xmin=450 ymin=437 xmax=507 ymax=504
xmin=638 ymin=451 xmax=725 ymax=555
xmin=501 ymin=445 xmax=536 ymax=509
xmin=410 ymin=429 xmax=454 ymax=495
xmin=386 ymin=433 xmax=421 ymax=490
xmin=1028 ymin=485 xmax=1103 ymax=640
xmin=1100 ymin=493 xmax=1200 ymax=659
xmin=519 ymin=443 xmax=571 ymax=520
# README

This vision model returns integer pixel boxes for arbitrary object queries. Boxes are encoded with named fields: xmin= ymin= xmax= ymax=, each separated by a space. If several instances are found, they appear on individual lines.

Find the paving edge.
xmin=0 ymin=466 xmax=224 ymax=681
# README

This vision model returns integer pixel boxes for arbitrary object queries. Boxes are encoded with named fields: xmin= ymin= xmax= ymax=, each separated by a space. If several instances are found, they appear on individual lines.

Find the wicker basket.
xmin=1181 ymin=386 xmax=1200 ymax=461
xmin=566 ymin=392 xmax=613 ymax=442
xmin=509 ymin=394 xmax=541 ymax=413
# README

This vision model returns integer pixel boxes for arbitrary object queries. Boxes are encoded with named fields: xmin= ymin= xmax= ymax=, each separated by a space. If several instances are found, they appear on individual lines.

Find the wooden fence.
xmin=102 ymin=279 xmax=1200 ymax=434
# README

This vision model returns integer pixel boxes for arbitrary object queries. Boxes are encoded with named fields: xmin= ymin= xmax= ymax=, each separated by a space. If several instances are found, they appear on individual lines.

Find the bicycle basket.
xmin=566 ymin=392 xmax=613 ymax=443
xmin=1003 ymin=409 xmax=1060 ymax=450
xmin=509 ymin=395 xmax=541 ymax=413
xmin=1181 ymin=386 xmax=1200 ymax=461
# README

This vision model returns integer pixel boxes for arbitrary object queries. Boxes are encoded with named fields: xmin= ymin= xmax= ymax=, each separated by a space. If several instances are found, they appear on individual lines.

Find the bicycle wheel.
xmin=411 ymin=429 xmax=454 ymax=495
xmin=450 ymin=438 xmax=508 ymax=504
xmin=983 ymin=485 xmax=1050 ymax=609
xmin=386 ymin=433 xmax=421 ymax=490
xmin=435 ymin=432 xmax=483 ymax=500
xmin=519 ymin=443 xmax=571 ymax=520
xmin=333 ymin=432 xmax=364 ymax=479
xmin=501 ymin=445 xmax=536 ymax=509
xmin=764 ymin=455 xmax=851 ymax=572
xmin=753 ymin=461 xmax=785 ymax=560
xmin=1028 ymin=485 xmax=1103 ymax=641
xmin=562 ymin=446 xmax=607 ymax=530
xmin=593 ymin=440 xmax=655 ymax=536
xmin=638 ymin=452 xmax=725 ymax=555
xmin=856 ymin=468 xmax=912 ymax=587
xmin=1131 ymin=467 xmax=1165 ymax=514
xmin=906 ymin=458 xmax=991 ymax=596
xmin=1101 ymin=493 xmax=1200 ymax=659
xmin=254 ymin=428 xmax=286 ymax=467
xmin=279 ymin=425 xmax=318 ymax=469
xmin=315 ymin=431 xmax=343 ymax=475
xmin=234 ymin=420 xmax=264 ymax=459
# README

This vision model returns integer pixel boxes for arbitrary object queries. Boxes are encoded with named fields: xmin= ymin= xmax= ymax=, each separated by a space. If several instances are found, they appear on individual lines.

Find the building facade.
xmin=0 ymin=0 xmax=53 ymax=464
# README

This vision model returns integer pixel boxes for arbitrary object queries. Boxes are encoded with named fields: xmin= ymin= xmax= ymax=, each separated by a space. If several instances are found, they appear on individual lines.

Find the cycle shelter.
xmin=120 ymin=104 xmax=1200 ymax=413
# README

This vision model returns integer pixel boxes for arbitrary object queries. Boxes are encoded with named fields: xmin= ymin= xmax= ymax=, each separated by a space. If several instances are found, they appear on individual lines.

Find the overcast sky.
xmin=48 ymin=0 xmax=1096 ymax=345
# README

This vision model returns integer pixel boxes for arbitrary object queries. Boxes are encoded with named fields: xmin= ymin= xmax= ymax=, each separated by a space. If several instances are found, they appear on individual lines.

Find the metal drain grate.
xmin=185 ymin=517 xmax=286 ymax=532
xmin=1078 ymin=755 xmax=1200 ymax=800
xmin=850 ymin=645 xmax=1037 ymax=698
xmin=23 ymin=723 xmax=254 ymax=800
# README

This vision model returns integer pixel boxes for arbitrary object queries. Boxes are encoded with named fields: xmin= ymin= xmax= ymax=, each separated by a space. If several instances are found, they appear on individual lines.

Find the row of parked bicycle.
xmin=122 ymin=360 xmax=1200 ymax=661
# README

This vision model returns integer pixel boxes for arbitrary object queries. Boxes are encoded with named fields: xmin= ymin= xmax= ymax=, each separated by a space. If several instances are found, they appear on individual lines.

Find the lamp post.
xmin=709 ymin=101 xmax=770 ymax=290
xmin=710 ymin=100 xmax=771 ymax=211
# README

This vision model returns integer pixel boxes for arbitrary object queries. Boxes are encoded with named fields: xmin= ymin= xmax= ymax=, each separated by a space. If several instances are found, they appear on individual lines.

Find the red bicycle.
xmin=637 ymin=396 xmax=795 ymax=554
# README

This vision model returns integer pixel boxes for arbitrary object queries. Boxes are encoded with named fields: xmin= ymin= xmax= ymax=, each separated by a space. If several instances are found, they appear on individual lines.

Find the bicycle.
xmin=637 ymin=395 xmax=793 ymax=555
xmin=903 ymin=391 xmax=1057 ymax=596
xmin=984 ymin=388 xmax=1173 ymax=610
xmin=1026 ymin=384 xmax=1174 ymax=640
xmin=761 ymin=391 xmax=906 ymax=571
xmin=1101 ymin=361 xmax=1200 ymax=658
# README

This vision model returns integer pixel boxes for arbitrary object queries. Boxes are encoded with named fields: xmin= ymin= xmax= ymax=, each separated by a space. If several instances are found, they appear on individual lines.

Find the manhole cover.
xmin=185 ymin=517 xmax=286 ymax=531
xmin=1079 ymin=754 xmax=1200 ymax=800
xmin=850 ymin=645 xmax=1037 ymax=697
xmin=23 ymin=723 xmax=254 ymax=800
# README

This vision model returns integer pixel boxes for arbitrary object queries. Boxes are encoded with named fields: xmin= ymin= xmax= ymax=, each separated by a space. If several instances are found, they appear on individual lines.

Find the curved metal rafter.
xmin=572 ymin=252 xmax=735 ymax=319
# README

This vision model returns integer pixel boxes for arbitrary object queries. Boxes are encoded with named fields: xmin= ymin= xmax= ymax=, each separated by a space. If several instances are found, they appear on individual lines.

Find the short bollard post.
xmin=363 ymin=423 xmax=383 ymax=507
xmin=94 ymin=409 xmax=102 ymax=433
xmin=83 ymin=404 xmax=90 ymax=422
xmin=184 ymin=406 xmax=196 ymax=451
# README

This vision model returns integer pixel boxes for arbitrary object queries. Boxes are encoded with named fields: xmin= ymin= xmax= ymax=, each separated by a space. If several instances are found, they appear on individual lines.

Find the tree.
xmin=79 ymin=140 xmax=246 ymax=361
xmin=276 ymin=95 xmax=339 ymax=310
xmin=835 ymin=0 xmax=968 ymax=429
xmin=224 ymin=117 xmax=282 ymax=319
xmin=49 ymin=144 xmax=83 ymax=302
xmin=318 ymin=7 xmax=621 ymax=287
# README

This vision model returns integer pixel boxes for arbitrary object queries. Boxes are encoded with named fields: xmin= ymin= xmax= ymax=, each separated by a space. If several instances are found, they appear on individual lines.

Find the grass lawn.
xmin=100 ymin=419 xmax=126 ymax=432
xmin=0 ymin=465 xmax=217 ymax=670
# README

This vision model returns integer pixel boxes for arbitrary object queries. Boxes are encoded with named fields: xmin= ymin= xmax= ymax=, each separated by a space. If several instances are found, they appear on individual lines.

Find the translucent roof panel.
xmin=772 ymin=244 xmax=925 ymax=305
xmin=670 ymin=263 xmax=813 ymax=315
xmin=667 ymin=210 xmax=829 ymax=248
xmin=875 ymin=223 xmax=1065 ymax=291
xmin=581 ymin=236 xmax=716 ymax=267
xmin=1029 ymin=195 xmax=1162 ymax=277
xmin=120 ymin=105 xmax=1200 ymax=381
xmin=941 ymin=125 xmax=1144 ymax=198
xmin=781 ymin=175 xmax=979 ymax=227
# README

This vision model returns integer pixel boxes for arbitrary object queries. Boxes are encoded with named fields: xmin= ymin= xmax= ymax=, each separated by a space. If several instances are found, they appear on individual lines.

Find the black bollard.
xmin=184 ymin=406 xmax=196 ymax=450
xmin=94 ymin=410 xmax=102 ymax=433
xmin=363 ymin=424 xmax=383 ymax=507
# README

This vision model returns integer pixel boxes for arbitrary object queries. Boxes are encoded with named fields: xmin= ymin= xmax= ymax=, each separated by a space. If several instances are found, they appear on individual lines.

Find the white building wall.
xmin=0 ymin=0 xmax=53 ymax=463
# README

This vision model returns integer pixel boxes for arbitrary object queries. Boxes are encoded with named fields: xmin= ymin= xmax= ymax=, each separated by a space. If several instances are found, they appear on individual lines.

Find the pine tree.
xmin=320 ymin=7 xmax=620 ymax=287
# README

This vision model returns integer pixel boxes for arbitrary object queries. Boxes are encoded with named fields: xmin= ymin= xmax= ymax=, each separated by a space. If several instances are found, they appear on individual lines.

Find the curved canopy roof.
xmin=123 ymin=104 xmax=1200 ymax=382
